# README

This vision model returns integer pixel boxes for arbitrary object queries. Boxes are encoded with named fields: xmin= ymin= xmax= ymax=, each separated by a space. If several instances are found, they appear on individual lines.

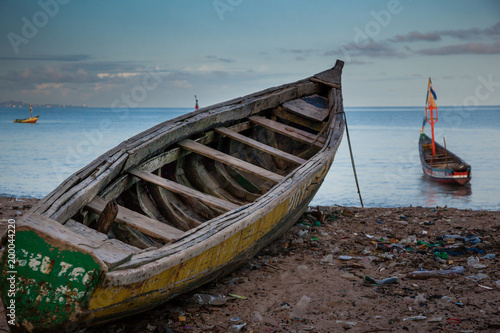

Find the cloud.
xmin=205 ymin=55 xmax=235 ymax=63
xmin=1 ymin=66 xmax=124 ymax=86
xmin=347 ymin=22 xmax=500 ymax=58
xmin=0 ymin=61 xmax=161 ymax=88
xmin=391 ymin=22 xmax=500 ymax=43
xmin=0 ymin=58 xmax=271 ymax=107
xmin=443 ymin=22 xmax=500 ymax=40
xmin=417 ymin=41 xmax=500 ymax=55
xmin=3 ymin=66 xmax=97 ymax=85
xmin=325 ymin=40 xmax=407 ymax=59
xmin=34 ymin=83 xmax=68 ymax=96
xmin=279 ymin=48 xmax=315 ymax=54
xmin=0 ymin=54 xmax=91 ymax=61
xmin=391 ymin=31 xmax=442 ymax=42
xmin=172 ymin=80 xmax=192 ymax=88
xmin=279 ymin=48 xmax=317 ymax=61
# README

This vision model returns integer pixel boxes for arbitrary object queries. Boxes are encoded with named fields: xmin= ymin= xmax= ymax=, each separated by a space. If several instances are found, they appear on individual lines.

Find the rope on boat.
xmin=315 ymin=86 xmax=364 ymax=207
xmin=344 ymin=115 xmax=364 ymax=208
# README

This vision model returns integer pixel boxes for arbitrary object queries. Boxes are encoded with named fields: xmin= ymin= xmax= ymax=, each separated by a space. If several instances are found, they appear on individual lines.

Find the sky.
xmin=0 ymin=0 xmax=499 ymax=108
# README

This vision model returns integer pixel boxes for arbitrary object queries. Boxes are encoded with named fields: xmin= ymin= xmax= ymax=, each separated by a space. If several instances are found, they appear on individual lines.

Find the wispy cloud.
xmin=334 ymin=22 xmax=500 ymax=60
xmin=325 ymin=40 xmax=407 ymax=59
xmin=205 ymin=55 xmax=235 ymax=63
xmin=279 ymin=48 xmax=315 ymax=54
xmin=279 ymin=48 xmax=317 ymax=61
xmin=0 ymin=54 xmax=91 ymax=61
xmin=417 ymin=41 xmax=500 ymax=55
xmin=391 ymin=22 xmax=500 ymax=43
xmin=0 ymin=61 xmax=161 ymax=88
xmin=391 ymin=31 xmax=442 ymax=42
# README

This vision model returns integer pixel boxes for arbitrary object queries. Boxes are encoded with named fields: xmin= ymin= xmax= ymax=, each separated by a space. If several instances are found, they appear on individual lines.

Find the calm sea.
xmin=1 ymin=106 xmax=499 ymax=210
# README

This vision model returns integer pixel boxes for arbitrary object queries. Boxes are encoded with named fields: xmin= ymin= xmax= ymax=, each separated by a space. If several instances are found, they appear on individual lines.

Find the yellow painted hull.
xmin=85 ymin=162 xmax=331 ymax=324
xmin=13 ymin=116 xmax=39 ymax=123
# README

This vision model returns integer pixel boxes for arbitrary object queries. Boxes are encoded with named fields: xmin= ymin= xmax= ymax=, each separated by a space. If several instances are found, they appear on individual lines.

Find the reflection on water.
xmin=418 ymin=175 xmax=472 ymax=208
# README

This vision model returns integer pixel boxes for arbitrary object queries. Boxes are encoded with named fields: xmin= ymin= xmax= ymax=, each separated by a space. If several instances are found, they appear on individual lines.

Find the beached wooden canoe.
xmin=419 ymin=133 xmax=471 ymax=185
xmin=1 ymin=60 xmax=346 ymax=332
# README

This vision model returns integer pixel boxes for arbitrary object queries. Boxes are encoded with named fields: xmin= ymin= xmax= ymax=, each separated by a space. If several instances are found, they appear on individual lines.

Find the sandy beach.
xmin=1 ymin=197 xmax=499 ymax=332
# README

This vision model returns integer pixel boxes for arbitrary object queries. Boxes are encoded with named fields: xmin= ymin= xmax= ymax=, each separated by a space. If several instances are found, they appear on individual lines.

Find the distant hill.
xmin=0 ymin=101 xmax=87 ymax=108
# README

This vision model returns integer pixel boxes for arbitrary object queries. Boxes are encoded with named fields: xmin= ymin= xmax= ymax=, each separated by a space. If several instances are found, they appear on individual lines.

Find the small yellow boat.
xmin=13 ymin=105 xmax=39 ymax=123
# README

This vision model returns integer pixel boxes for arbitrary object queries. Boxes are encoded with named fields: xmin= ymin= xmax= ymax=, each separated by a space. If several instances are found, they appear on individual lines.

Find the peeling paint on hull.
xmin=1 ymin=230 xmax=102 ymax=332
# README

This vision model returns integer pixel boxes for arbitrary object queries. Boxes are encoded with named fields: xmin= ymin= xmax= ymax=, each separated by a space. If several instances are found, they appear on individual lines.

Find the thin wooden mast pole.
xmin=425 ymin=78 xmax=438 ymax=156
xmin=443 ymin=137 xmax=448 ymax=168
xmin=430 ymin=106 xmax=436 ymax=155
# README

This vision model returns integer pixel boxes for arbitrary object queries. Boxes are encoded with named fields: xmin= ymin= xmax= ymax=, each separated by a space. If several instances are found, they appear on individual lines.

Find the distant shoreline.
xmin=0 ymin=102 xmax=87 ymax=108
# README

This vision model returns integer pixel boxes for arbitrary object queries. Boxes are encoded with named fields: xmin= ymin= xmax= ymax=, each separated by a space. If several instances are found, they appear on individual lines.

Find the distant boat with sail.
xmin=13 ymin=105 xmax=39 ymax=123
xmin=418 ymin=78 xmax=471 ymax=185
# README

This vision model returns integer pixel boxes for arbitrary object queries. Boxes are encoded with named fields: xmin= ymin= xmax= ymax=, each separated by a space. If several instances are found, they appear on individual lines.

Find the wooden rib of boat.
xmin=0 ymin=60 xmax=346 ymax=332
xmin=419 ymin=133 xmax=471 ymax=185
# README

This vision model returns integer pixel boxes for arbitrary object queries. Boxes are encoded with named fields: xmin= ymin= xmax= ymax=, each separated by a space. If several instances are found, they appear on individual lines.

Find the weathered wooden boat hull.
xmin=84 ymin=172 xmax=328 ymax=327
xmin=1 ymin=61 xmax=346 ymax=332
xmin=13 ymin=116 xmax=39 ymax=123
xmin=419 ymin=133 xmax=471 ymax=185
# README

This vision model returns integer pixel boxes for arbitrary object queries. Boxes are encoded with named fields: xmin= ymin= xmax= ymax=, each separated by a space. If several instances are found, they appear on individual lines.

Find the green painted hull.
xmin=1 ymin=229 xmax=102 ymax=332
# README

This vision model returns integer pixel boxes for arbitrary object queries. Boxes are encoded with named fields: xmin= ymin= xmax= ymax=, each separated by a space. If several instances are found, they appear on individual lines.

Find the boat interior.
xmin=58 ymin=93 xmax=334 ymax=269
xmin=421 ymin=138 xmax=468 ymax=171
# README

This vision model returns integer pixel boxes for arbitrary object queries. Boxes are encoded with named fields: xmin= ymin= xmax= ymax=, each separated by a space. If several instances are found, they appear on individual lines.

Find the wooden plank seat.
xmin=87 ymin=196 xmax=184 ymax=242
xmin=427 ymin=157 xmax=451 ymax=161
xmin=177 ymin=139 xmax=284 ymax=183
xmin=424 ymin=153 xmax=446 ymax=157
xmin=214 ymin=127 xmax=306 ymax=165
xmin=129 ymin=168 xmax=240 ymax=212
xmin=272 ymin=107 xmax=325 ymax=132
xmin=281 ymin=94 xmax=330 ymax=122
xmin=248 ymin=116 xmax=325 ymax=148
